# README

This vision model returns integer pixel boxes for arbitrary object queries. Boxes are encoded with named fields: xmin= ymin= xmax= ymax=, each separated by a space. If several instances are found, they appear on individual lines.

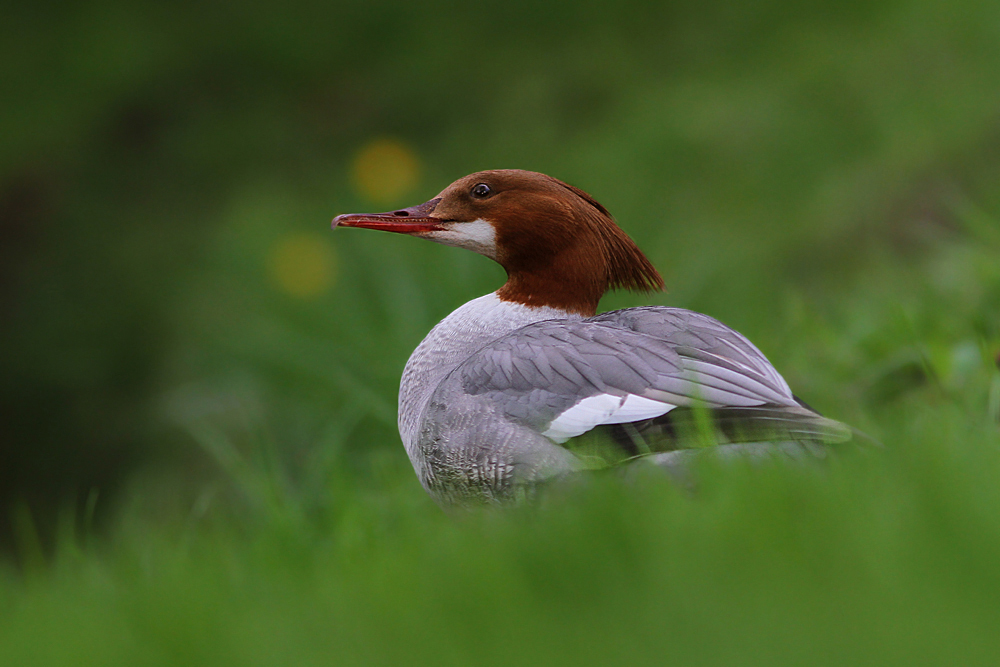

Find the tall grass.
xmin=2 ymin=409 xmax=999 ymax=665
xmin=3 ymin=222 xmax=1000 ymax=665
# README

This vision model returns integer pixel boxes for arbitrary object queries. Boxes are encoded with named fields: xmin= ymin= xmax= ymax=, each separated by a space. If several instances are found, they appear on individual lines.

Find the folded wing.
xmin=455 ymin=307 xmax=849 ymax=450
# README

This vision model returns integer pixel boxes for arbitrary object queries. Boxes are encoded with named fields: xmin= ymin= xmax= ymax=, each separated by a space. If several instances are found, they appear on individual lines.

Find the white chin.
xmin=420 ymin=219 xmax=498 ymax=260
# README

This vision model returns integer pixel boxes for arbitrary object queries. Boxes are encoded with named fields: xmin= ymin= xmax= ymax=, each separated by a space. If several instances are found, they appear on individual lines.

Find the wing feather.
xmin=454 ymin=307 xmax=821 ymax=445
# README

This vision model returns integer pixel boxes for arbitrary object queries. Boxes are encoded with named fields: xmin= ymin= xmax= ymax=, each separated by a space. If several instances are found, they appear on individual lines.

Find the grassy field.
xmin=3 ymin=0 xmax=1000 ymax=664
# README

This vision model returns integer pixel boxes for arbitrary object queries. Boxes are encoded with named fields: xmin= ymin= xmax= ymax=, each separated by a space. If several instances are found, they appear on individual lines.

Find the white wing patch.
xmin=542 ymin=394 xmax=675 ymax=443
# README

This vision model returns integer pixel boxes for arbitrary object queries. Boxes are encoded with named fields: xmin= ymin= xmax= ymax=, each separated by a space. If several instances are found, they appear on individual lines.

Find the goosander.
xmin=334 ymin=170 xmax=851 ymax=504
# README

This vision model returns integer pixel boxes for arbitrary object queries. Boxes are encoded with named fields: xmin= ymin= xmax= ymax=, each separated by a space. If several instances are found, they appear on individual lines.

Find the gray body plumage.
xmin=400 ymin=292 xmax=849 ymax=504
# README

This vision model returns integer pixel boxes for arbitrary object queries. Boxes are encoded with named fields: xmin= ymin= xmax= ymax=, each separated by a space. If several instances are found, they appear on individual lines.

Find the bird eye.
xmin=471 ymin=183 xmax=492 ymax=198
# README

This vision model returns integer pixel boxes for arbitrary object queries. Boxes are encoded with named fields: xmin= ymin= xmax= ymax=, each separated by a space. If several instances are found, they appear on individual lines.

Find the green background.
xmin=2 ymin=0 xmax=1000 ymax=664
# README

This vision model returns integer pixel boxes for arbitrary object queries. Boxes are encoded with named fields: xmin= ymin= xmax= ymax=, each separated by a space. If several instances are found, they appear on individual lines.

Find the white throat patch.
xmin=419 ymin=219 xmax=498 ymax=260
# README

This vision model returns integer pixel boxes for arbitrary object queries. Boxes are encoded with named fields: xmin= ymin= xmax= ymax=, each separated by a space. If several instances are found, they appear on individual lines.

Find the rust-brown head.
xmin=333 ymin=169 xmax=664 ymax=316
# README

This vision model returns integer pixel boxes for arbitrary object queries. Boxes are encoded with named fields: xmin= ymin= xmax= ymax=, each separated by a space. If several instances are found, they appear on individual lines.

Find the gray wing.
xmin=455 ymin=307 xmax=808 ymax=443
xmin=591 ymin=307 xmax=794 ymax=399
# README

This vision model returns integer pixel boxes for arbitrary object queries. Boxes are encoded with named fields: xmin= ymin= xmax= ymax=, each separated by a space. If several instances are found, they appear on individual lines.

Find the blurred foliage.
xmin=1 ymin=0 xmax=1000 ymax=663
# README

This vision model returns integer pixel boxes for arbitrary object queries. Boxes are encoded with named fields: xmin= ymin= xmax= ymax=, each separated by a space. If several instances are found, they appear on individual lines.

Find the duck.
xmin=334 ymin=169 xmax=852 ymax=505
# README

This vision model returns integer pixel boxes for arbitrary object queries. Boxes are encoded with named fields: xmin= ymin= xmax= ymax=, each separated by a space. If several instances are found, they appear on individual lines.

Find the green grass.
xmin=3 ymin=203 xmax=999 ymax=665
xmin=4 ymin=0 xmax=1000 ymax=664
xmin=2 ymin=411 xmax=1000 ymax=665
